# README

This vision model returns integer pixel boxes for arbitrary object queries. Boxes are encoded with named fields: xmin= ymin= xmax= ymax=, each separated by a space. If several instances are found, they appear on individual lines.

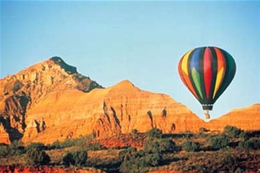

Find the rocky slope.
xmin=206 ymin=104 xmax=260 ymax=131
xmin=0 ymin=57 xmax=102 ymax=144
xmin=0 ymin=57 xmax=259 ymax=145
xmin=22 ymin=79 xmax=204 ymax=144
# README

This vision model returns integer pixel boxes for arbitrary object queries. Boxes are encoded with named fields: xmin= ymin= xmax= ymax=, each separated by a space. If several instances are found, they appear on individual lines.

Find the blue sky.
xmin=1 ymin=1 xmax=259 ymax=120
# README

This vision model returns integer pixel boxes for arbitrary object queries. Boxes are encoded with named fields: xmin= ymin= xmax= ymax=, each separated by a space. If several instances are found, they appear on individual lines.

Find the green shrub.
xmin=143 ymin=152 xmax=161 ymax=166
xmin=223 ymin=154 xmax=238 ymax=171
xmin=119 ymin=145 xmax=163 ymax=173
xmin=86 ymin=142 xmax=103 ymax=151
xmin=0 ymin=141 xmax=25 ymax=157
xmin=207 ymin=135 xmax=230 ymax=149
xmin=0 ymin=145 xmax=10 ymax=157
xmin=27 ymin=142 xmax=46 ymax=150
xmin=119 ymin=147 xmax=137 ymax=161
xmin=48 ymin=140 xmax=62 ymax=149
xmin=62 ymin=150 xmax=87 ymax=166
xmin=239 ymin=139 xmax=260 ymax=150
xmin=145 ymin=128 xmax=162 ymax=139
xmin=223 ymin=125 xmax=245 ymax=138
xmin=144 ymin=138 xmax=176 ymax=154
xmin=48 ymin=135 xmax=93 ymax=150
xmin=119 ymin=150 xmax=161 ymax=173
xmin=26 ymin=147 xmax=50 ymax=165
xmin=181 ymin=140 xmax=200 ymax=152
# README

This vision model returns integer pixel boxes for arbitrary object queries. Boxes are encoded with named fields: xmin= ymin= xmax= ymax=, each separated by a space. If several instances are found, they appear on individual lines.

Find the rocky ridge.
xmin=0 ymin=57 xmax=259 ymax=145
xmin=22 ymin=79 xmax=205 ymax=144
xmin=206 ymin=104 xmax=260 ymax=131
xmin=0 ymin=57 xmax=102 ymax=143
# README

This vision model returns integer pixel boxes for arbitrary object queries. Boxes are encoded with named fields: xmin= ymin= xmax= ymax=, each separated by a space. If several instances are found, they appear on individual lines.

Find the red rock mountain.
xmin=206 ymin=104 xmax=260 ymax=131
xmin=0 ymin=57 xmax=259 ymax=144
xmin=0 ymin=57 xmax=102 ymax=144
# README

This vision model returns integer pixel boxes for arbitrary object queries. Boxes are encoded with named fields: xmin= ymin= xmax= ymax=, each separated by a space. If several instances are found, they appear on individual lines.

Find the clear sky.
xmin=1 ymin=1 xmax=259 ymax=120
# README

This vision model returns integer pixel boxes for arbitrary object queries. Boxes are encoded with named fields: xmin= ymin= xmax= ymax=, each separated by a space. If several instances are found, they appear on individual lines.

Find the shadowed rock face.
xmin=0 ymin=57 xmax=259 ymax=145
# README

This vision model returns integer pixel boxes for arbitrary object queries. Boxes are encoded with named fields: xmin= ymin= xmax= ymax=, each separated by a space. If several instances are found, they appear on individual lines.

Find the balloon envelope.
xmin=178 ymin=46 xmax=236 ymax=117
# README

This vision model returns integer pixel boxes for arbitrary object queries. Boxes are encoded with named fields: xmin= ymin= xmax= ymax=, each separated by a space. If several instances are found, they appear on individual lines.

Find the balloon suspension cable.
xmin=205 ymin=110 xmax=210 ymax=119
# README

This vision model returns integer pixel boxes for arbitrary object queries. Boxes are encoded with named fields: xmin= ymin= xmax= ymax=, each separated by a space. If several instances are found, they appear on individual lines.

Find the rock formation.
xmin=0 ymin=57 xmax=102 ymax=144
xmin=21 ymin=79 xmax=205 ymax=144
xmin=206 ymin=104 xmax=260 ymax=131
xmin=0 ymin=57 xmax=259 ymax=145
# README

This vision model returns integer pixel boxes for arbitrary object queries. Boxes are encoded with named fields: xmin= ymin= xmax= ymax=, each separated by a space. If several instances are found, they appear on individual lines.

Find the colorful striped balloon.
xmin=178 ymin=46 xmax=236 ymax=119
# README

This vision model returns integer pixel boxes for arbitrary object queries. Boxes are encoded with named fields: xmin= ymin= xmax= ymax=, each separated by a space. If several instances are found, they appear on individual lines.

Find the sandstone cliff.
xmin=22 ymin=80 xmax=205 ymax=144
xmin=1 ymin=57 xmax=259 ymax=145
xmin=0 ymin=57 xmax=102 ymax=143
xmin=206 ymin=104 xmax=260 ymax=131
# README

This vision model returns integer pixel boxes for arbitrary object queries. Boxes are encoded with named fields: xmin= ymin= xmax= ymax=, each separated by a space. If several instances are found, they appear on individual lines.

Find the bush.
xmin=119 ymin=145 xmax=163 ymax=173
xmin=143 ymin=152 xmax=161 ymax=166
xmin=239 ymin=139 xmax=260 ymax=150
xmin=181 ymin=140 xmax=200 ymax=152
xmin=145 ymin=128 xmax=162 ymax=138
xmin=119 ymin=150 xmax=161 ymax=173
xmin=223 ymin=125 xmax=245 ymax=138
xmin=207 ymin=135 xmax=230 ymax=149
xmin=144 ymin=138 xmax=176 ymax=154
xmin=86 ymin=142 xmax=103 ymax=151
xmin=62 ymin=150 xmax=87 ymax=166
xmin=119 ymin=147 xmax=137 ymax=161
xmin=0 ymin=141 xmax=25 ymax=157
xmin=0 ymin=145 xmax=10 ymax=157
xmin=26 ymin=147 xmax=50 ymax=165
xmin=48 ymin=135 xmax=93 ymax=150
xmin=27 ymin=142 xmax=46 ymax=150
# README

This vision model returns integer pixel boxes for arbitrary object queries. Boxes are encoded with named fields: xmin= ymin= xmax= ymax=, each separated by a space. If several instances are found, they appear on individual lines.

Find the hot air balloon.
xmin=178 ymin=46 xmax=236 ymax=119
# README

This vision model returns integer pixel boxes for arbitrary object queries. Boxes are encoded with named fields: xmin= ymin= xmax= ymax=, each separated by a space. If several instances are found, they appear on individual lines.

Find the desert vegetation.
xmin=0 ymin=125 xmax=260 ymax=173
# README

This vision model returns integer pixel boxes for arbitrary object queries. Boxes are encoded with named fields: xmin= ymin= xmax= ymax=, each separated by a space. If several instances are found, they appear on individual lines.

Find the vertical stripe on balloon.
xmin=213 ymin=47 xmax=226 ymax=99
xmin=203 ymin=48 xmax=212 ymax=99
xmin=191 ymin=68 xmax=203 ymax=99
xmin=181 ymin=50 xmax=192 ymax=75
xmin=178 ymin=51 xmax=199 ymax=99
xmin=189 ymin=49 xmax=203 ymax=99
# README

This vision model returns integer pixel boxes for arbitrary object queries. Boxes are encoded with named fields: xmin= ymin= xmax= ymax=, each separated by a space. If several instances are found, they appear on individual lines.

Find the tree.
xmin=223 ymin=125 xmax=245 ymax=138
xmin=26 ymin=147 xmax=50 ymax=165
xmin=182 ymin=140 xmax=200 ymax=152
xmin=62 ymin=150 xmax=87 ymax=166
xmin=144 ymin=138 xmax=176 ymax=154
xmin=207 ymin=135 xmax=230 ymax=149
xmin=145 ymin=128 xmax=162 ymax=138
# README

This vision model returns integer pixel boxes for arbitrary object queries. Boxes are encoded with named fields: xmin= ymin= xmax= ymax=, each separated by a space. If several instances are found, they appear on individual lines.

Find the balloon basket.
xmin=205 ymin=113 xmax=210 ymax=119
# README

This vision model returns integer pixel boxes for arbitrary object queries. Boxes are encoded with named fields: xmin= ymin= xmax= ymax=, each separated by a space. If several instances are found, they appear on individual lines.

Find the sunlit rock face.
xmin=21 ymin=79 xmax=204 ymax=144
xmin=1 ymin=57 xmax=259 ymax=145
xmin=0 ymin=57 xmax=102 ymax=144
xmin=206 ymin=104 xmax=260 ymax=131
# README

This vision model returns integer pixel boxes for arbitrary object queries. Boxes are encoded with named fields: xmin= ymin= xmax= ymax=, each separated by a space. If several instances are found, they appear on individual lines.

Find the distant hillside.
xmin=206 ymin=104 xmax=260 ymax=131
